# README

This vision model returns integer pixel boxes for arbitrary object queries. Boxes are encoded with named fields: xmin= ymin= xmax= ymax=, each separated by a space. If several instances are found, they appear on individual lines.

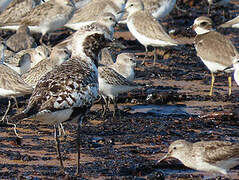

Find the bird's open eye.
xmin=109 ymin=17 xmax=113 ymax=20
xmin=173 ymin=147 xmax=177 ymax=150
xmin=200 ymin=22 xmax=207 ymax=26
xmin=130 ymin=4 xmax=133 ymax=6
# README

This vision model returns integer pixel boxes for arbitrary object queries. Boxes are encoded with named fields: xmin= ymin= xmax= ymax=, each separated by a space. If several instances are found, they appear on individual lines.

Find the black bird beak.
xmin=224 ymin=65 xmax=234 ymax=72
xmin=117 ymin=10 xmax=126 ymax=14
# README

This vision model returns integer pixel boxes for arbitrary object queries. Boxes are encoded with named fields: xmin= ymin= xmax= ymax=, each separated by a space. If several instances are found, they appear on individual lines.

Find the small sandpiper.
xmin=99 ymin=65 xmax=141 ymax=117
xmin=109 ymin=53 xmax=136 ymax=81
xmin=192 ymin=16 xmax=238 ymax=96
xmin=159 ymin=139 xmax=239 ymax=176
xmin=219 ymin=15 xmax=239 ymax=29
xmin=123 ymin=0 xmax=178 ymax=65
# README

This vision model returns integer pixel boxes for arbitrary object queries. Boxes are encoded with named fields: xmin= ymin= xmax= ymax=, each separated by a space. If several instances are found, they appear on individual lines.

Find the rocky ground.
xmin=0 ymin=0 xmax=239 ymax=179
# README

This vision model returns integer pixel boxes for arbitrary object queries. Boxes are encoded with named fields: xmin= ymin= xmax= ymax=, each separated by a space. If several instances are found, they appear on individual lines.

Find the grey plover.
xmin=109 ymin=53 xmax=136 ymax=81
xmin=124 ymin=0 xmax=178 ymax=65
xmin=5 ymin=25 xmax=36 ymax=57
xmin=192 ymin=16 xmax=238 ymax=96
xmin=12 ymin=25 xmax=121 ymax=175
xmin=219 ymin=15 xmax=239 ymax=29
xmin=159 ymin=139 xmax=239 ymax=176
xmin=99 ymin=65 xmax=141 ymax=117
xmin=22 ymin=46 xmax=70 ymax=88
xmin=0 ymin=0 xmax=42 ymax=27
xmin=65 ymin=0 xmax=126 ymax=30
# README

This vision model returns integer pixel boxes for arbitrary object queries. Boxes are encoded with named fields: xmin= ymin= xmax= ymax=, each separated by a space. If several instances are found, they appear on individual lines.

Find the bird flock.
xmin=0 ymin=0 xmax=239 ymax=178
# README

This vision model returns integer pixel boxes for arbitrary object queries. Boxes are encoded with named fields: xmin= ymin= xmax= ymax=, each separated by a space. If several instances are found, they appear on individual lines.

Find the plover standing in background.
xmin=11 ymin=26 xmax=122 ymax=175
xmin=124 ymin=0 xmax=178 ymax=65
xmin=65 ymin=0 xmax=126 ymax=30
xmin=99 ymin=66 xmax=141 ymax=117
xmin=219 ymin=15 xmax=239 ymax=29
xmin=22 ymin=47 xmax=70 ymax=88
xmin=5 ymin=45 xmax=50 ymax=68
xmin=0 ymin=41 xmax=32 ymax=138
xmin=159 ymin=140 xmax=239 ymax=176
xmin=192 ymin=16 xmax=238 ymax=96
xmin=109 ymin=53 xmax=136 ymax=81
xmin=0 ymin=0 xmax=42 ymax=27
xmin=120 ymin=0 xmax=176 ymax=23
xmin=5 ymin=25 xmax=36 ymax=57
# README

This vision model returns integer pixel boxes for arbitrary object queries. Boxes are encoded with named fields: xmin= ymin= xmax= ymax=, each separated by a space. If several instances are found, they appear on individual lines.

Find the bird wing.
xmin=198 ymin=141 xmax=239 ymax=164
xmin=25 ymin=57 xmax=98 ymax=116
xmin=21 ymin=1 xmax=56 ymax=26
xmin=99 ymin=66 xmax=138 ymax=86
xmin=194 ymin=31 xmax=238 ymax=66
xmin=130 ymin=11 xmax=178 ymax=44
xmin=0 ymin=64 xmax=32 ymax=95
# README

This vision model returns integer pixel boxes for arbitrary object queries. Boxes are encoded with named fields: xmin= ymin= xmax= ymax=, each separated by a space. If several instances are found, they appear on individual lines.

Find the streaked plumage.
xmin=0 ymin=0 xmax=41 ymax=26
xmin=99 ymin=65 xmax=140 ymax=116
xmin=22 ymin=47 xmax=70 ymax=87
xmin=5 ymin=45 xmax=50 ymax=68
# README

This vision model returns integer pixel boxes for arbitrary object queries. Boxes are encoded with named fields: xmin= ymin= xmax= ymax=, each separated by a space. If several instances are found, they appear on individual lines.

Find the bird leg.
xmin=0 ymin=99 xmax=22 ymax=138
xmin=141 ymin=46 xmax=149 ymax=65
xmin=39 ymin=34 xmax=50 ymax=51
xmin=113 ymin=97 xmax=118 ymax=118
xmin=58 ymin=123 xmax=66 ymax=137
xmin=208 ymin=4 xmax=211 ymax=15
xmin=54 ymin=125 xmax=65 ymax=173
xmin=209 ymin=72 xmax=215 ymax=96
xmin=101 ymin=96 xmax=109 ymax=117
xmin=153 ymin=47 xmax=158 ymax=66
xmin=1 ymin=99 xmax=11 ymax=122
xmin=76 ymin=117 xmax=83 ymax=176
xmin=228 ymin=76 xmax=232 ymax=96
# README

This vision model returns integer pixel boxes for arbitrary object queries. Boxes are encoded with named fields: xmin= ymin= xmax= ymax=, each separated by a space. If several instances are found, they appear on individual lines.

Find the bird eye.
xmin=109 ymin=17 xmax=112 ymax=20
xmin=130 ymin=4 xmax=133 ymax=6
xmin=200 ymin=22 xmax=207 ymax=26
xmin=173 ymin=147 xmax=177 ymax=150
